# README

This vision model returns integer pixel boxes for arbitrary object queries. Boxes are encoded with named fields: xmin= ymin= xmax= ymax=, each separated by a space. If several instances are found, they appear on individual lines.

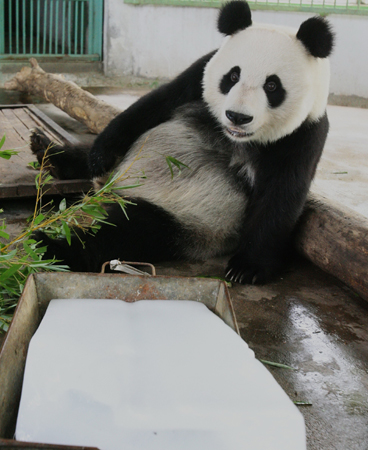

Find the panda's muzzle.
xmin=225 ymin=110 xmax=253 ymax=126
xmin=226 ymin=127 xmax=254 ymax=138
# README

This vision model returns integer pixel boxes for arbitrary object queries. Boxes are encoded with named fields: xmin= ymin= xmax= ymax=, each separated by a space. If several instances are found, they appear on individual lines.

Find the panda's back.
xmin=113 ymin=103 xmax=247 ymax=258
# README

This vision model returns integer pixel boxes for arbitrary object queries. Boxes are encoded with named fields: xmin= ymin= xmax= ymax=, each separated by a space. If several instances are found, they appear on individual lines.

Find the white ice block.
xmin=16 ymin=299 xmax=306 ymax=450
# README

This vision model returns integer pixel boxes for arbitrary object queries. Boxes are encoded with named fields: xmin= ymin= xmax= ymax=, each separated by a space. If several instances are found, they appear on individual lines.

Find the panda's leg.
xmin=30 ymin=128 xmax=92 ymax=180
xmin=34 ymin=199 xmax=184 ymax=272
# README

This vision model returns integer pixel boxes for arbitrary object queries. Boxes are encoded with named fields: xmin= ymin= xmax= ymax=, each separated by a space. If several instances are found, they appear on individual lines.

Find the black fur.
xmin=220 ymin=66 xmax=241 ymax=94
xmin=30 ymin=129 xmax=92 ymax=180
xmin=263 ymin=75 xmax=286 ymax=108
xmin=225 ymin=113 xmax=329 ymax=284
xmin=36 ymin=199 xmax=186 ymax=272
xmin=88 ymin=50 xmax=216 ymax=178
xmin=296 ymin=16 xmax=334 ymax=58
xmin=218 ymin=1 xmax=252 ymax=36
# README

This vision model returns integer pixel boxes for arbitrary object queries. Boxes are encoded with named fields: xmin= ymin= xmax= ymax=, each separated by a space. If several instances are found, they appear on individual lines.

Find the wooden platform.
xmin=0 ymin=105 xmax=92 ymax=199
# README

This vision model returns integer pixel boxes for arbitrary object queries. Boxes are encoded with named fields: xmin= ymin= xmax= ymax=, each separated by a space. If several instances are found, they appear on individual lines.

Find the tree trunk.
xmin=295 ymin=193 xmax=368 ymax=302
xmin=5 ymin=60 xmax=368 ymax=301
xmin=4 ymin=58 xmax=121 ymax=134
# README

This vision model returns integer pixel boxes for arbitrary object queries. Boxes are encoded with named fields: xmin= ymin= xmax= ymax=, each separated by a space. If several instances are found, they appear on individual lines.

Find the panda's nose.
xmin=226 ymin=110 xmax=253 ymax=126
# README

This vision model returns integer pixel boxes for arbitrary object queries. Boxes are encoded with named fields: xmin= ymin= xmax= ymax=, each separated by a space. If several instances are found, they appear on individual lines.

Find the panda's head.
xmin=203 ymin=1 xmax=334 ymax=144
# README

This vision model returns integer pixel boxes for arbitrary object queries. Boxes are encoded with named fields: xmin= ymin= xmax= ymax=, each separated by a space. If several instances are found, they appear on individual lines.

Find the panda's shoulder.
xmin=173 ymin=101 xmax=222 ymax=133
xmin=269 ymin=113 xmax=329 ymax=153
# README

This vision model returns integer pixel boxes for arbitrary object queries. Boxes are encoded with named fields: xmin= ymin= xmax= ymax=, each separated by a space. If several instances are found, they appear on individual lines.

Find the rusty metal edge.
xmin=0 ymin=275 xmax=40 ymax=439
xmin=216 ymin=281 xmax=240 ymax=336
xmin=0 ymin=438 xmax=99 ymax=450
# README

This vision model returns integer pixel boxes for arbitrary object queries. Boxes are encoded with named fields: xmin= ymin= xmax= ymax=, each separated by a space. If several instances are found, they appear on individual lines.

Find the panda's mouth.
xmin=225 ymin=127 xmax=254 ymax=139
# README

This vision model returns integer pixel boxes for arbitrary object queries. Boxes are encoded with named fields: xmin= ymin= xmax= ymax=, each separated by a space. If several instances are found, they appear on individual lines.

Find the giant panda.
xmin=31 ymin=0 xmax=334 ymax=284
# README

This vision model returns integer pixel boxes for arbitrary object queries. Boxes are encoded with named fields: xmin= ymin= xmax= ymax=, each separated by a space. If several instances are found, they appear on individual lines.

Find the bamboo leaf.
xmin=0 ymin=149 xmax=19 ymax=160
xmin=62 ymin=221 xmax=71 ymax=245
xmin=0 ymin=264 xmax=22 ymax=283
xmin=28 ymin=161 xmax=41 ymax=170
xmin=43 ymin=174 xmax=54 ymax=185
xmin=35 ymin=173 xmax=41 ymax=189
xmin=260 ymin=360 xmax=296 ymax=370
xmin=59 ymin=198 xmax=67 ymax=212
xmin=0 ymin=230 xmax=10 ymax=240
xmin=33 ymin=213 xmax=45 ymax=226
xmin=23 ymin=242 xmax=39 ymax=260
xmin=165 ymin=155 xmax=189 ymax=179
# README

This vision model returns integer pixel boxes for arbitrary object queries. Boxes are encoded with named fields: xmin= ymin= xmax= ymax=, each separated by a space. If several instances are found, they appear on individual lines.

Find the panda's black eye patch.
xmin=220 ymin=66 xmax=241 ymax=95
xmin=263 ymin=75 xmax=286 ymax=108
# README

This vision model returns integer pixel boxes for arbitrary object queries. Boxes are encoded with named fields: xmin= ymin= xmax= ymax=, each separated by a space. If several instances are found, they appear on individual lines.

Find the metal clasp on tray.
xmin=101 ymin=260 xmax=156 ymax=276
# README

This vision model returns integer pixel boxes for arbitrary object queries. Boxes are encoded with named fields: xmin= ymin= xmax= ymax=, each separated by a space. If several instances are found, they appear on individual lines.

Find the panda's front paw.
xmin=225 ymin=254 xmax=280 ymax=285
xmin=30 ymin=128 xmax=53 ymax=161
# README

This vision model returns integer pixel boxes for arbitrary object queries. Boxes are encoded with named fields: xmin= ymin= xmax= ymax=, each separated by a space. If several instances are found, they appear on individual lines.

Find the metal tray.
xmin=0 ymin=272 xmax=238 ymax=449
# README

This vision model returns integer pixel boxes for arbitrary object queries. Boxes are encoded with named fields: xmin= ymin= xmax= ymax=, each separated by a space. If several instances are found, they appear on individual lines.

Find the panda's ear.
xmin=218 ymin=1 xmax=252 ymax=36
xmin=296 ymin=16 xmax=334 ymax=58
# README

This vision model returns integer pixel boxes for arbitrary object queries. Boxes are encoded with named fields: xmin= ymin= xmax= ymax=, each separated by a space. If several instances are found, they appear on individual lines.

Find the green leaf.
xmin=33 ymin=213 xmax=45 ymax=226
xmin=0 ymin=149 xmax=19 ymax=160
xmin=43 ymin=174 xmax=54 ymax=185
xmin=0 ymin=135 xmax=5 ymax=150
xmin=165 ymin=156 xmax=189 ymax=179
xmin=59 ymin=198 xmax=67 ymax=212
xmin=27 ymin=161 xmax=41 ymax=170
xmin=0 ymin=230 xmax=10 ymax=240
xmin=0 ymin=264 xmax=22 ymax=283
xmin=294 ymin=401 xmax=313 ymax=406
xmin=23 ymin=242 xmax=39 ymax=260
xmin=0 ymin=249 xmax=17 ymax=261
xmin=35 ymin=173 xmax=41 ymax=189
xmin=112 ymin=183 xmax=142 ymax=191
xmin=260 ymin=360 xmax=296 ymax=370
xmin=62 ymin=221 xmax=71 ymax=245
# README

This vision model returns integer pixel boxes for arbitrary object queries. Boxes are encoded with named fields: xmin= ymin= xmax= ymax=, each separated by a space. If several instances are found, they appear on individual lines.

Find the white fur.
xmin=203 ymin=23 xmax=331 ymax=144
xmin=108 ymin=119 xmax=247 ymax=259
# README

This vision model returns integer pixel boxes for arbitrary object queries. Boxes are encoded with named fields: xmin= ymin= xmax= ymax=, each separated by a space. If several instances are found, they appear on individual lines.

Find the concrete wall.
xmin=104 ymin=1 xmax=368 ymax=99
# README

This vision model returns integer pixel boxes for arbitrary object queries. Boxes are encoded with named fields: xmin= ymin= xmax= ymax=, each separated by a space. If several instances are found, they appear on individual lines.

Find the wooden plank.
xmin=2 ymin=108 xmax=33 ymax=144
xmin=28 ymin=105 xmax=80 ymax=145
xmin=22 ymin=108 xmax=63 ymax=145
xmin=0 ymin=105 xmax=88 ymax=199
xmin=0 ymin=110 xmax=24 ymax=150
xmin=2 ymin=179 xmax=92 ymax=199
xmin=11 ymin=107 xmax=62 ymax=146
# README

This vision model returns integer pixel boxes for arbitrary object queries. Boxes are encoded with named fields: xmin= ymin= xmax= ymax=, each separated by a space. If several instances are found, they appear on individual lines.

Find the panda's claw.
xmin=225 ymin=253 xmax=281 ymax=285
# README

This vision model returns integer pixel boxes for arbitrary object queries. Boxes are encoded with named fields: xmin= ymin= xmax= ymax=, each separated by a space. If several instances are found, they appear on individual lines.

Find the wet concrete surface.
xmin=1 ymin=88 xmax=368 ymax=449
xmin=157 ymin=257 xmax=368 ymax=450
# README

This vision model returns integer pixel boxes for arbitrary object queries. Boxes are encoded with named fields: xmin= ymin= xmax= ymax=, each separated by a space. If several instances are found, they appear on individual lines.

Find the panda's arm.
xmin=89 ymin=50 xmax=217 ymax=177
xmin=226 ymin=115 xmax=329 ymax=285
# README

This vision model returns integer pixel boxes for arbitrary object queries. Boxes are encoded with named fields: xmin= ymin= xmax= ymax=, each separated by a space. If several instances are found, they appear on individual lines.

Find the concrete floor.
xmin=1 ymin=88 xmax=368 ymax=449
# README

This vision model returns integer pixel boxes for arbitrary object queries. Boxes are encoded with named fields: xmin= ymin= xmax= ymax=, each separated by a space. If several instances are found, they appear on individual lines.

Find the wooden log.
xmin=296 ymin=193 xmax=368 ymax=301
xmin=4 ymin=58 xmax=121 ymax=134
